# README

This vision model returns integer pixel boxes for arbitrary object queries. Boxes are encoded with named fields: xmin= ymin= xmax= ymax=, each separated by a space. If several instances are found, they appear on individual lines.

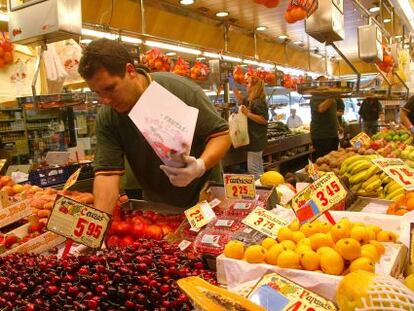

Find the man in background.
xmin=286 ymin=108 xmax=303 ymax=129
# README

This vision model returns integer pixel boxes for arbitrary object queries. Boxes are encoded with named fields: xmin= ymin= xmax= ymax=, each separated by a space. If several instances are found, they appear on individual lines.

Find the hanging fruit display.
xmin=172 ymin=57 xmax=190 ymax=77
xmin=253 ymin=0 xmax=280 ymax=8
xmin=376 ymin=45 xmax=394 ymax=74
xmin=284 ymin=0 xmax=318 ymax=24
xmin=0 ymin=33 xmax=14 ymax=69
xmin=256 ymin=69 xmax=276 ymax=85
xmin=282 ymin=74 xmax=305 ymax=90
xmin=233 ymin=65 xmax=246 ymax=85
xmin=142 ymin=48 xmax=172 ymax=72
xmin=190 ymin=61 xmax=210 ymax=81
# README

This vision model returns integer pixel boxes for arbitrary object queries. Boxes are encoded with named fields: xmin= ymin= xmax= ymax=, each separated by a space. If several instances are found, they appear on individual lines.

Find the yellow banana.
xmin=363 ymin=165 xmax=381 ymax=180
xmin=384 ymin=181 xmax=398 ymax=193
xmin=385 ymin=188 xmax=405 ymax=201
xmin=365 ymin=179 xmax=382 ymax=192
xmin=347 ymin=160 xmax=368 ymax=174
xmin=357 ymin=189 xmax=368 ymax=196
xmin=349 ymin=169 xmax=370 ymax=184
xmin=386 ymin=182 xmax=403 ymax=195
xmin=380 ymin=172 xmax=387 ymax=179
xmin=350 ymin=183 xmax=362 ymax=192
xmin=391 ymin=193 xmax=404 ymax=202
xmin=362 ymin=174 xmax=380 ymax=189
xmin=340 ymin=155 xmax=365 ymax=174
xmin=350 ymin=161 xmax=373 ymax=175
xmin=382 ymin=176 xmax=393 ymax=184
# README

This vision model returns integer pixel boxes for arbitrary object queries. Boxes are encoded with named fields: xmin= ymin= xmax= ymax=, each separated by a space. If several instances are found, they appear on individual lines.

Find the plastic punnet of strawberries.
xmin=0 ymin=239 xmax=216 ymax=310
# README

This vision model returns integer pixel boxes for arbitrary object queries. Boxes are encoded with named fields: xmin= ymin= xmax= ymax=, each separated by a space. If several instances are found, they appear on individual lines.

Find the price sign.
xmin=307 ymin=159 xmax=320 ymax=181
xmin=184 ymin=201 xmax=216 ymax=229
xmin=248 ymin=273 xmax=337 ymax=311
xmin=223 ymin=174 xmax=256 ymax=200
xmin=290 ymin=172 xmax=346 ymax=224
xmin=372 ymin=158 xmax=414 ymax=190
xmin=242 ymin=207 xmax=287 ymax=239
xmin=47 ymin=195 xmax=111 ymax=249
xmin=350 ymin=132 xmax=371 ymax=149
xmin=63 ymin=168 xmax=81 ymax=191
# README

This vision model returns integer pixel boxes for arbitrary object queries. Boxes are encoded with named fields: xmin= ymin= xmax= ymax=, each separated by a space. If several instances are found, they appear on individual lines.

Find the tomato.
xmin=285 ymin=10 xmax=296 ymax=24
xmin=131 ymin=221 xmax=146 ymax=238
xmin=144 ymin=225 xmax=163 ymax=240
xmin=119 ymin=236 xmax=134 ymax=247
xmin=264 ymin=0 xmax=279 ymax=8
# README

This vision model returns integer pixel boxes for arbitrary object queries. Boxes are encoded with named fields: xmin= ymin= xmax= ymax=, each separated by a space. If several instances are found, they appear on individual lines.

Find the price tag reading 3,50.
xmin=242 ymin=207 xmax=287 ymax=239
xmin=47 ymin=195 xmax=111 ymax=249
xmin=372 ymin=158 xmax=414 ymax=191
xmin=223 ymin=174 xmax=256 ymax=200
xmin=184 ymin=201 xmax=216 ymax=229
xmin=290 ymin=172 xmax=347 ymax=224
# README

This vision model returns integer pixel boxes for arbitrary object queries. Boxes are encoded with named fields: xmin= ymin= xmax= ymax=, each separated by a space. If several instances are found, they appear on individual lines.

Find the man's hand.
xmin=160 ymin=156 xmax=206 ymax=187
xmin=240 ymin=105 xmax=249 ymax=116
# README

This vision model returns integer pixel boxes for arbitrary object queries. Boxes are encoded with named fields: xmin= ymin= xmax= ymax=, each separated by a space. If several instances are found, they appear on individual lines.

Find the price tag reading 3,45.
xmin=47 ymin=195 xmax=111 ymax=249
xmin=223 ymin=174 xmax=256 ymax=200
xmin=372 ymin=158 xmax=414 ymax=191
xmin=184 ymin=201 xmax=216 ymax=229
xmin=350 ymin=132 xmax=371 ymax=149
xmin=290 ymin=172 xmax=347 ymax=224
xmin=242 ymin=207 xmax=287 ymax=239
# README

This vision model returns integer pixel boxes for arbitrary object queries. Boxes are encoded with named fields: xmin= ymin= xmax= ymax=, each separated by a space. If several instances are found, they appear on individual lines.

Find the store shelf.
xmin=26 ymin=117 xmax=59 ymax=121
xmin=0 ymin=129 xmax=25 ymax=133
xmin=0 ymin=108 xmax=22 ymax=111
xmin=27 ymin=126 xmax=52 ymax=130
xmin=264 ymin=149 xmax=315 ymax=170
xmin=0 ymin=119 xmax=17 ymax=122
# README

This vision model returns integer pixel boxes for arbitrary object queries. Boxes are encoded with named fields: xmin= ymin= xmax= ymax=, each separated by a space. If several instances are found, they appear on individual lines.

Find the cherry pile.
xmin=0 ymin=239 xmax=216 ymax=310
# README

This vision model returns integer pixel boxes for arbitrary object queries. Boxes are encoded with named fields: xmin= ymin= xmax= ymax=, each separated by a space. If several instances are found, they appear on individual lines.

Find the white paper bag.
xmin=229 ymin=109 xmax=249 ymax=148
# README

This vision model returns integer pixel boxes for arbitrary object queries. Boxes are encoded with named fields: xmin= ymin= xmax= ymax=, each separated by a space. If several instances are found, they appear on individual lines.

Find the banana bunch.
xmin=340 ymin=155 xmax=404 ymax=200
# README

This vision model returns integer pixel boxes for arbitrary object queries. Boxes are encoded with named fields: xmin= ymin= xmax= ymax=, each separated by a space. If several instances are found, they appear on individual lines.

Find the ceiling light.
xmin=243 ymin=59 xmax=259 ymax=65
xmin=255 ymin=26 xmax=268 ymax=31
xmin=203 ymin=52 xmax=221 ymax=58
xmin=80 ymin=38 xmax=92 ymax=45
xmin=145 ymin=40 xmax=202 ymax=55
xmin=196 ymin=57 xmax=206 ymax=61
xmin=216 ymin=11 xmax=229 ymax=17
xmin=394 ymin=35 xmax=403 ymax=39
xmin=293 ymin=40 xmax=303 ymax=45
xmin=0 ymin=13 xmax=9 ymax=22
xmin=179 ymin=0 xmax=194 ymax=5
xmin=240 ymin=64 xmax=248 ymax=67
xmin=278 ymin=35 xmax=288 ymax=40
xmin=121 ymin=35 xmax=143 ymax=44
xmin=384 ymin=18 xmax=392 ymax=23
xmin=203 ymin=52 xmax=241 ymax=62
xmin=369 ymin=6 xmax=380 ymax=13
xmin=81 ymin=28 xmax=117 ymax=40
xmin=395 ymin=0 xmax=414 ymax=30
xmin=258 ymin=62 xmax=275 ymax=69
xmin=166 ymin=52 xmax=176 ymax=56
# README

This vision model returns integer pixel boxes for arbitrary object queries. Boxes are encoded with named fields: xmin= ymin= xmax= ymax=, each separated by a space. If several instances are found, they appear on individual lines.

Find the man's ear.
xmin=126 ymin=63 xmax=136 ymax=77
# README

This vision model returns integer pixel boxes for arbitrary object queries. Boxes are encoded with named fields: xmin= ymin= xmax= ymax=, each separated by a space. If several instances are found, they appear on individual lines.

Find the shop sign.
xmin=223 ymin=174 xmax=256 ymax=200
xmin=372 ymin=158 xmax=414 ymax=191
xmin=63 ymin=167 xmax=81 ymax=190
xmin=248 ymin=273 xmax=337 ymax=311
xmin=0 ymin=199 xmax=31 ymax=228
xmin=350 ymin=132 xmax=371 ymax=149
xmin=47 ymin=195 xmax=111 ymax=249
xmin=290 ymin=172 xmax=346 ymax=224
xmin=184 ymin=200 xmax=216 ymax=229
xmin=242 ymin=207 xmax=287 ymax=239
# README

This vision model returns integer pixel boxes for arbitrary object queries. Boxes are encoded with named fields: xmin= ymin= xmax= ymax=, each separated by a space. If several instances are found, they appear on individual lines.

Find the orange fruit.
xmin=292 ymin=231 xmax=306 ymax=244
xmin=277 ymin=227 xmax=293 ymax=242
xmin=350 ymin=226 xmax=369 ymax=244
xmin=395 ymin=208 xmax=408 ymax=216
xmin=300 ymin=223 xmax=318 ymax=237
xmin=280 ymin=240 xmax=296 ymax=250
xmin=244 ymin=245 xmax=267 ymax=263
xmin=224 ymin=240 xmax=245 ymax=259
xmin=377 ymin=230 xmax=397 ymax=243
xmin=261 ymin=237 xmax=277 ymax=250
xmin=320 ymin=249 xmax=344 ymax=275
xmin=407 ymin=198 xmax=414 ymax=211
xmin=265 ymin=244 xmax=284 ymax=265
xmin=310 ymin=233 xmax=334 ymax=250
xmin=349 ymin=257 xmax=375 ymax=273
xmin=330 ymin=223 xmax=350 ymax=243
xmin=300 ymin=250 xmax=320 ymax=271
xmin=361 ymin=244 xmax=380 ymax=262
xmin=335 ymin=238 xmax=361 ymax=261
xmin=277 ymin=250 xmax=301 ymax=269
xmin=406 ymin=192 xmax=414 ymax=200
xmin=369 ymin=240 xmax=385 ymax=255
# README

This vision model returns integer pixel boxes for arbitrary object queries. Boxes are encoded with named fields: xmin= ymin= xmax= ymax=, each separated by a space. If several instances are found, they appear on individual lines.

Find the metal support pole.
xmin=140 ymin=0 xmax=146 ymax=35
xmin=351 ymin=0 xmax=391 ymax=38
xmin=307 ymin=35 xmax=311 ymax=72
xmin=224 ymin=24 xmax=229 ymax=52
xmin=393 ymin=71 xmax=409 ymax=99
xmin=253 ymin=31 xmax=258 ymax=59
xmin=32 ymin=42 xmax=46 ymax=98
xmin=375 ymin=64 xmax=392 ymax=97
xmin=330 ymin=43 xmax=361 ymax=91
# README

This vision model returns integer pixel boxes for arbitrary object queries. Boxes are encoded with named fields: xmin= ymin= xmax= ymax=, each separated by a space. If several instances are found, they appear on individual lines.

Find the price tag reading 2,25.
xmin=184 ymin=201 xmax=216 ymax=229
xmin=223 ymin=174 xmax=256 ymax=200
xmin=290 ymin=172 xmax=347 ymax=224
xmin=47 ymin=195 xmax=111 ymax=249
xmin=242 ymin=207 xmax=287 ymax=239
xmin=372 ymin=158 xmax=414 ymax=191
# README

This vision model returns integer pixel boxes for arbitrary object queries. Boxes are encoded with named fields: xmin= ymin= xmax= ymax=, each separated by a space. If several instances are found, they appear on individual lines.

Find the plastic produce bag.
xmin=229 ymin=108 xmax=249 ymax=148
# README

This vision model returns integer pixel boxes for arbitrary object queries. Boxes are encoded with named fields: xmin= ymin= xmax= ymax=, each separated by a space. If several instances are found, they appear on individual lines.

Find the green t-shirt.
xmin=94 ymin=72 xmax=228 ymax=207
xmin=310 ymin=97 xmax=339 ymax=140
xmin=359 ymin=99 xmax=383 ymax=122
xmin=245 ymin=98 xmax=269 ymax=152
xmin=403 ymin=96 xmax=414 ymax=125
xmin=336 ymin=98 xmax=345 ymax=125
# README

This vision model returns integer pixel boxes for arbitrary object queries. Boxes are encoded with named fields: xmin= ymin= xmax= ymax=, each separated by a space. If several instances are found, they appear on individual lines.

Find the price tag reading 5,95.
xmin=223 ymin=174 xmax=256 ymax=200
xmin=372 ymin=158 xmax=414 ymax=191
xmin=47 ymin=195 xmax=111 ymax=249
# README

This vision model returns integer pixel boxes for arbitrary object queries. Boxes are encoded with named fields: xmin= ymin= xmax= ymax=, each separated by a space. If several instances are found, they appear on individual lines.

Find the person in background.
xmin=233 ymin=76 xmax=269 ymax=179
xmin=359 ymin=97 xmax=385 ymax=136
xmin=400 ymin=96 xmax=414 ymax=134
xmin=78 ymin=39 xmax=231 ymax=212
xmin=286 ymin=108 xmax=303 ymax=129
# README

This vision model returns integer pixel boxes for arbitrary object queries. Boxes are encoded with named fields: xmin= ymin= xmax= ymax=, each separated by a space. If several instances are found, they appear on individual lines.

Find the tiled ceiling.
xmin=161 ymin=0 xmax=397 ymax=59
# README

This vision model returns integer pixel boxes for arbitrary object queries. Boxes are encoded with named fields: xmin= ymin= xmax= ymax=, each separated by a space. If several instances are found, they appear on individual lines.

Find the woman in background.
xmin=233 ymin=76 xmax=269 ymax=179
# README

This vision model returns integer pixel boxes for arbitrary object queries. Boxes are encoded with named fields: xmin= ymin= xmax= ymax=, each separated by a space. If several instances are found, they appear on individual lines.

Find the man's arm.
xmin=246 ymin=111 xmax=268 ymax=125
xmin=317 ymin=98 xmax=335 ymax=113
xmin=232 ymin=87 xmax=244 ymax=104
xmin=200 ymin=132 xmax=231 ymax=170
xmin=93 ymin=174 xmax=120 ymax=215
xmin=400 ymin=108 xmax=413 ymax=130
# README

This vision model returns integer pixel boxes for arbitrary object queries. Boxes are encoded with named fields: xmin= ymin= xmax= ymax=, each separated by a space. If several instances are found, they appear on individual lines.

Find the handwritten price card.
xmin=224 ymin=174 xmax=256 ymax=200
xmin=350 ymin=132 xmax=371 ymax=149
xmin=63 ymin=168 xmax=81 ymax=190
xmin=248 ymin=273 xmax=337 ymax=311
xmin=242 ymin=207 xmax=287 ymax=239
xmin=372 ymin=158 xmax=414 ymax=191
xmin=47 ymin=195 xmax=111 ymax=249
xmin=290 ymin=172 xmax=346 ymax=224
xmin=184 ymin=201 xmax=216 ymax=229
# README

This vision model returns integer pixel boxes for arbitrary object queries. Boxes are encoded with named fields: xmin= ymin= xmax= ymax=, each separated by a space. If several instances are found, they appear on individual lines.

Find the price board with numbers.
xmin=223 ymin=174 xmax=256 ymax=200
xmin=248 ymin=273 xmax=337 ymax=311
xmin=47 ymin=195 xmax=111 ymax=249
xmin=350 ymin=132 xmax=371 ymax=149
xmin=290 ymin=172 xmax=347 ymax=224
xmin=184 ymin=201 xmax=216 ymax=229
xmin=372 ymin=158 xmax=414 ymax=191
xmin=242 ymin=207 xmax=287 ymax=239
xmin=63 ymin=167 xmax=81 ymax=190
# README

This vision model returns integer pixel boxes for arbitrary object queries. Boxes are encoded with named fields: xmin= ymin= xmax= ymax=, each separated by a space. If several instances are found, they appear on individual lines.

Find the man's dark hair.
xmin=78 ymin=38 xmax=134 ymax=80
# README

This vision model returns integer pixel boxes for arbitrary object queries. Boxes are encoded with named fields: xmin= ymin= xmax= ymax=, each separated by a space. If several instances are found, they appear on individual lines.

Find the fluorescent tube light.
xmin=0 ymin=13 xmax=9 ymax=22
xmin=145 ymin=40 xmax=201 ymax=55
xmin=121 ymin=36 xmax=142 ymax=44
xmin=243 ymin=59 xmax=259 ymax=65
xmin=81 ymin=28 xmax=117 ymax=40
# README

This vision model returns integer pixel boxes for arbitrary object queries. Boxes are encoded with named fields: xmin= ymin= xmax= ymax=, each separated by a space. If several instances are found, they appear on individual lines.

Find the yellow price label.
xmin=350 ymin=132 xmax=371 ymax=149
xmin=47 ymin=195 xmax=111 ymax=249
xmin=63 ymin=168 xmax=81 ymax=191
xmin=290 ymin=172 xmax=346 ymax=224
xmin=223 ymin=174 xmax=256 ymax=200
xmin=184 ymin=201 xmax=216 ymax=229
xmin=242 ymin=207 xmax=287 ymax=239
xmin=372 ymin=158 xmax=414 ymax=191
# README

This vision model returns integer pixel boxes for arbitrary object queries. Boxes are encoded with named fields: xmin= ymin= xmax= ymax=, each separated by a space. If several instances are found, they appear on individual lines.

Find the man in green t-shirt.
xmin=359 ymin=97 xmax=384 ymax=136
xmin=78 ymin=39 xmax=231 ymax=212
xmin=400 ymin=96 xmax=414 ymax=134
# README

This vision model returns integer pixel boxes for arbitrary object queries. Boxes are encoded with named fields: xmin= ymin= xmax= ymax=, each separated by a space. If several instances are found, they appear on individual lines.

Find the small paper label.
xmin=201 ymin=234 xmax=220 ymax=246
xmin=372 ymin=158 xmax=414 ymax=191
xmin=208 ymin=198 xmax=221 ymax=208
xmin=63 ymin=168 xmax=81 ymax=190
xmin=224 ymin=174 xmax=256 ymax=200
xmin=184 ymin=201 xmax=216 ymax=229
xmin=242 ymin=207 xmax=288 ymax=239
xmin=234 ymin=202 xmax=252 ymax=210
xmin=215 ymin=219 xmax=234 ymax=227
xmin=178 ymin=240 xmax=192 ymax=251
